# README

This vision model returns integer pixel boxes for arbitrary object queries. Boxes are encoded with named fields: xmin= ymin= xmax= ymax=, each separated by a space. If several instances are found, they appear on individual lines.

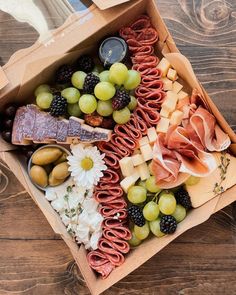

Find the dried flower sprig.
xmin=213 ymin=153 xmax=230 ymax=195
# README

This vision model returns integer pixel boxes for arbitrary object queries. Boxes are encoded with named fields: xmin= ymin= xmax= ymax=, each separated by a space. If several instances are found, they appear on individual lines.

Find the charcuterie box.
xmin=0 ymin=1 xmax=236 ymax=295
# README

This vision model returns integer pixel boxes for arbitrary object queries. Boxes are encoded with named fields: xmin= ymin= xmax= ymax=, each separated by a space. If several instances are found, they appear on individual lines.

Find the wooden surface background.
xmin=0 ymin=0 xmax=236 ymax=294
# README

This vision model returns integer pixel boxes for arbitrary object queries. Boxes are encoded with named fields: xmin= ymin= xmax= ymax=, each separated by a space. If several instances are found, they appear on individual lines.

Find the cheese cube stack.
xmin=140 ymin=143 xmax=153 ymax=161
xmin=147 ymin=127 xmax=158 ymax=143
xmin=167 ymin=68 xmax=177 ymax=81
xmin=120 ymin=171 xmax=140 ymax=193
xmin=157 ymin=58 xmax=171 ymax=77
xmin=172 ymin=81 xmax=183 ymax=94
xmin=119 ymin=157 xmax=135 ymax=177
xmin=156 ymin=117 xmax=170 ymax=133
xmin=138 ymin=136 xmax=149 ymax=147
xmin=132 ymin=154 xmax=145 ymax=166
xmin=170 ymin=110 xmax=184 ymax=126
xmin=136 ymin=162 xmax=150 ymax=181
xmin=161 ymin=91 xmax=178 ymax=113
xmin=161 ymin=77 xmax=172 ymax=91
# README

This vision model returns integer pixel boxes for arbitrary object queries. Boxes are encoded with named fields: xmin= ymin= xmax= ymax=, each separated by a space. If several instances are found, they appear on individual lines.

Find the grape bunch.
xmin=127 ymin=175 xmax=196 ymax=247
xmin=34 ymin=55 xmax=140 ymax=126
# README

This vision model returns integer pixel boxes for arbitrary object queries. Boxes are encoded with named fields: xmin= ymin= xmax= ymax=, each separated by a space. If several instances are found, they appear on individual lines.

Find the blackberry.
xmin=160 ymin=215 xmax=177 ymax=234
xmin=55 ymin=64 xmax=73 ymax=84
xmin=83 ymin=73 xmax=100 ymax=94
xmin=128 ymin=205 xmax=145 ymax=227
xmin=49 ymin=94 xmax=67 ymax=117
xmin=112 ymin=90 xmax=131 ymax=110
xmin=77 ymin=55 xmax=95 ymax=73
xmin=175 ymin=187 xmax=192 ymax=209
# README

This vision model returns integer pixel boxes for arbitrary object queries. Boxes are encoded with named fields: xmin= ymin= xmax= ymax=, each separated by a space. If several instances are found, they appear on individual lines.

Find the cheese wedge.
xmin=138 ymin=136 xmax=149 ymax=147
xmin=186 ymin=153 xmax=236 ymax=208
xmin=140 ymin=143 xmax=153 ymax=161
xmin=120 ymin=172 xmax=140 ymax=193
xmin=170 ymin=110 xmax=184 ymax=126
xmin=157 ymin=58 xmax=171 ymax=77
xmin=119 ymin=157 xmax=135 ymax=177
xmin=167 ymin=68 xmax=177 ymax=81
xmin=156 ymin=117 xmax=170 ymax=133
xmin=161 ymin=91 xmax=178 ymax=113
xmin=172 ymin=81 xmax=183 ymax=94
xmin=147 ymin=127 xmax=158 ymax=144
xmin=136 ymin=162 xmax=150 ymax=181
xmin=162 ymin=77 xmax=173 ymax=91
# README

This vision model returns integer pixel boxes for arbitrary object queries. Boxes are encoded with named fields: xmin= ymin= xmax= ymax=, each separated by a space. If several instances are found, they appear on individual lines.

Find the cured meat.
xmin=87 ymin=250 xmax=114 ymax=279
xmin=103 ymin=226 xmax=132 ymax=241
xmin=104 ymin=250 xmax=125 ymax=267
xmin=99 ymin=169 xmax=120 ymax=184
xmin=98 ymin=238 xmax=130 ymax=254
xmin=98 ymin=140 xmax=128 ymax=158
xmin=94 ymin=187 xmax=123 ymax=203
xmin=114 ymin=123 xmax=142 ymax=142
xmin=99 ymin=207 xmax=127 ymax=219
xmin=102 ymin=218 xmax=127 ymax=228
xmin=110 ymin=134 xmax=136 ymax=151
xmin=131 ymin=55 xmax=159 ymax=67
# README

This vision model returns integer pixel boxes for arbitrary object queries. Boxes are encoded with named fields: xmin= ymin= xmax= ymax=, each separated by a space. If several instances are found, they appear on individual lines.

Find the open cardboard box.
xmin=1 ymin=1 xmax=236 ymax=294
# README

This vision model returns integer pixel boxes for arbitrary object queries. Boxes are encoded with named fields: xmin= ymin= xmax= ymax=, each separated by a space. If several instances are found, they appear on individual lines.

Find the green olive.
xmin=30 ymin=165 xmax=48 ymax=188
xmin=53 ymin=152 xmax=68 ymax=165
xmin=52 ymin=162 xmax=70 ymax=180
xmin=49 ymin=172 xmax=65 ymax=186
xmin=32 ymin=147 xmax=62 ymax=165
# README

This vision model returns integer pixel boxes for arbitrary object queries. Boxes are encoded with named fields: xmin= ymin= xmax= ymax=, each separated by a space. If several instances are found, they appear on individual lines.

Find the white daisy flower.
xmin=67 ymin=144 xmax=107 ymax=189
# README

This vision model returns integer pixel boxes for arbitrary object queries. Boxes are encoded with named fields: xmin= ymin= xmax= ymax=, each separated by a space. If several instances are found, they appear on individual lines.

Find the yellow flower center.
xmin=81 ymin=157 xmax=94 ymax=171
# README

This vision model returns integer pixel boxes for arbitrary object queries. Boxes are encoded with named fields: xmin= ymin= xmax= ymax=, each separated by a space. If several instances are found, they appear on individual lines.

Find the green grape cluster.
xmin=128 ymin=176 xmax=191 ymax=247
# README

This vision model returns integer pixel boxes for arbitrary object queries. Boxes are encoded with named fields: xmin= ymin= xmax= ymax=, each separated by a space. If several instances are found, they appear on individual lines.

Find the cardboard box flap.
xmin=92 ymin=0 xmax=131 ymax=10
xmin=0 ymin=66 xmax=9 ymax=90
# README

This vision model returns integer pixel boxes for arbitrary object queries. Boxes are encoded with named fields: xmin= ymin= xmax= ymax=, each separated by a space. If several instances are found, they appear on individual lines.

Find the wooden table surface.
xmin=0 ymin=0 xmax=236 ymax=294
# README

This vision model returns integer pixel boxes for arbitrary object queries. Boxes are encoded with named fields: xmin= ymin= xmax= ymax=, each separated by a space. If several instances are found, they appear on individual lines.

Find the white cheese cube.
xmin=131 ymin=154 xmax=145 ymax=166
xmin=157 ymin=58 xmax=171 ymax=77
xmin=138 ymin=136 xmax=149 ymax=147
xmin=119 ymin=157 xmax=135 ymax=177
xmin=178 ymin=90 xmax=189 ymax=100
xmin=161 ymin=77 xmax=173 ymax=91
xmin=136 ymin=162 xmax=150 ymax=181
xmin=160 ymin=107 xmax=170 ymax=118
xmin=133 ymin=149 xmax=141 ymax=155
xmin=167 ymin=68 xmax=177 ymax=81
xmin=140 ymin=144 xmax=153 ymax=161
xmin=161 ymin=91 xmax=178 ymax=113
xmin=170 ymin=110 xmax=184 ymax=126
xmin=172 ymin=81 xmax=183 ymax=94
xmin=120 ymin=172 xmax=140 ymax=193
xmin=147 ymin=127 xmax=158 ymax=143
xmin=156 ymin=117 xmax=170 ymax=133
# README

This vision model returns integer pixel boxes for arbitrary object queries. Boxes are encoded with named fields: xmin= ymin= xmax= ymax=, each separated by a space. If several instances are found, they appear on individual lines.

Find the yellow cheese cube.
xmin=136 ymin=162 xmax=150 ymax=181
xmin=120 ymin=172 xmax=140 ymax=193
xmin=119 ymin=157 xmax=135 ymax=177
xmin=140 ymin=144 xmax=153 ymax=161
xmin=157 ymin=58 xmax=171 ymax=77
xmin=147 ymin=127 xmax=158 ymax=143
xmin=131 ymin=154 xmax=145 ymax=166
xmin=178 ymin=90 xmax=189 ymax=100
xmin=160 ymin=107 xmax=170 ymax=118
xmin=172 ymin=81 xmax=183 ymax=94
xmin=133 ymin=149 xmax=141 ymax=155
xmin=167 ymin=68 xmax=177 ymax=81
xmin=156 ymin=117 xmax=170 ymax=133
xmin=138 ymin=136 xmax=149 ymax=147
xmin=161 ymin=91 xmax=178 ymax=113
xmin=170 ymin=110 xmax=184 ymax=126
xmin=161 ymin=77 xmax=173 ymax=91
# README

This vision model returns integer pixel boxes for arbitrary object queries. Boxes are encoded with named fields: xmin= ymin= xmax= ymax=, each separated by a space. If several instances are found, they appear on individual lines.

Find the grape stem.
xmin=152 ymin=191 xmax=162 ymax=203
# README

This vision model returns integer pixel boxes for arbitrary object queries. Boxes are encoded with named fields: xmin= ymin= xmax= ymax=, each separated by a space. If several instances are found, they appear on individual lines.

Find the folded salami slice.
xmin=103 ymin=218 xmax=127 ymax=228
xmin=136 ymin=28 xmax=159 ymax=45
xmin=134 ymin=107 xmax=157 ymax=128
xmin=103 ymin=154 xmax=120 ymax=170
xmin=131 ymin=55 xmax=159 ymax=68
xmin=103 ymin=198 xmax=127 ymax=209
xmin=103 ymin=226 xmax=132 ymax=241
xmin=99 ymin=207 xmax=127 ymax=219
xmin=99 ymin=169 xmax=120 ymax=184
xmin=110 ymin=134 xmax=136 ymax=151
xmin=98 ymin=238 xmax=130 ymax=254
xmin=94 ymin=188 xmax=123 ymax=203
xmin=130 ymin=15 xmax=151 ymax=32
xmin=114 ymin=123 xmax=142 ymax=142
xmin=104 ymin=250 xmax=125 ymax=267
xmin=87 ymin=250 xmax=114 ymax=279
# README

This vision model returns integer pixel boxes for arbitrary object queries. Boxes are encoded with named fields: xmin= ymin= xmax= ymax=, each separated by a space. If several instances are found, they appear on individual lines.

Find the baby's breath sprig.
xmin=213 ymin=153 xmax=230 ymax=195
